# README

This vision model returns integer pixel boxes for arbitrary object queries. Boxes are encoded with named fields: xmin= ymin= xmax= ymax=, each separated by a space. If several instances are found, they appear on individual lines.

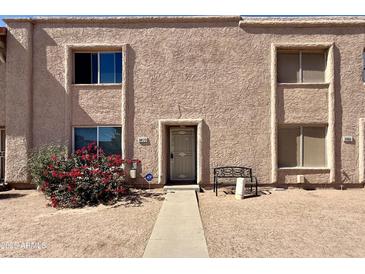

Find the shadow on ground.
xmin=0 ymin=192 xmax=27 ymax=199
xmin=112 ymin=190 xmax=166 ymax=208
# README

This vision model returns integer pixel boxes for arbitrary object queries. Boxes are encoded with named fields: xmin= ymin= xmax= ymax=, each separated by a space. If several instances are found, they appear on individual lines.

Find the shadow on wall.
xmin=126 ymin=46 xmax=136 ymax=160
xmin=333 ymin=45 xmax=344 ymax=184
xmin=31 ymin=28 xmax=138 ymax=159
xmin=202 ymin=120 xmax=211 ymax=184
xmin=30 ymin=27 xmax=69 ymax=149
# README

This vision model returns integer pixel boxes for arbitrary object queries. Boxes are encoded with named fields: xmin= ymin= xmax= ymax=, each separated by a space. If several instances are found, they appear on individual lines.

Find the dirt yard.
xmin=199 ymin=188 xmax=365 ymax=258
xmin=0 ymin=189 xmax=164 ymax=258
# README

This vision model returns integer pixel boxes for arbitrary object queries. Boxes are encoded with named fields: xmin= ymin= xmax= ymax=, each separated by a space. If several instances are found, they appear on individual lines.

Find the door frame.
xmin=158 ymin=119 xmax=203 ymax=185
xmin=167 ymin=126 xmax=197 ymax=184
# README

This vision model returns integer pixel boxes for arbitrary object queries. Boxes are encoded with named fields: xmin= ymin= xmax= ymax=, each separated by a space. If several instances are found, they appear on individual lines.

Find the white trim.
xmin=359 ymin=118 xmax=365 ymax=183
xmin=278 ymin=167 xmax=330 ymax=171
xmin=114 ymin=53 xmax=116 ymax=84
xmin=97 ymin=52 xmax=100 ymax=84
xmin=158 ymin=119 xmax=203 ymax=185
xmin=299 ymin=51 xmax=303 ymax=83
xmin=300 ymin=126 xmax=304 ymax=166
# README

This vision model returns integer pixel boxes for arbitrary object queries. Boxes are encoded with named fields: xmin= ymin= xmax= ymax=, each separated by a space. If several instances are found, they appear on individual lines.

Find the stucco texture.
xmin=2 ymin=17 xmax=365 ymax=187
xmin=277 ymin=85 xmax=328 ymax=124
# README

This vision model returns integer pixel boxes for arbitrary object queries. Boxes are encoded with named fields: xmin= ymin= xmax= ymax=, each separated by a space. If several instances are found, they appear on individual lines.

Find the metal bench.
xmin=213 ymin=166 xmax=258 ymax=197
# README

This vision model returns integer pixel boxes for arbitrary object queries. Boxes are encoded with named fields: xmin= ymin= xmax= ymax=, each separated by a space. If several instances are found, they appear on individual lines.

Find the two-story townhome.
xmin=1 ymin=16 xmax=365 ymax=189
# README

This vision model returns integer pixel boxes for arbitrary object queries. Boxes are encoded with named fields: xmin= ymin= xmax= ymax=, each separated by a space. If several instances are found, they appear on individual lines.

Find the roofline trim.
xmin=3 ymin=16 xmax=241 ymax=24
xmin=239 ymin=18 xmax=365 ymax=27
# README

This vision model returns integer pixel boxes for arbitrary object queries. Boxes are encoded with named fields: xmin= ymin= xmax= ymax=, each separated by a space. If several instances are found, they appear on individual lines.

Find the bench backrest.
xmin=213 ymin=166 xmax=252 ymax=179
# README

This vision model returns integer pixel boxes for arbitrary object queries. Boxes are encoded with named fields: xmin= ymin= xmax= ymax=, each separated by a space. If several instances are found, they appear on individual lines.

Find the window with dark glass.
xmin=74 ymin=127 xmax=122 ymax=155
xmin=278 ymin=126 xmax=327 ymax=168
xmin=74 ymin=52 xmax=122 ymax=84
xmin=277 ymin=50 xmax=326 ymax=83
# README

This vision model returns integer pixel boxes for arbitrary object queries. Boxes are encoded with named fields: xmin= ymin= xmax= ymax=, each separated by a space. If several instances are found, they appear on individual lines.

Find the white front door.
xmin=0 ymin=128 xmax=5 ymax=182
xmin=169 ymin=127 xmax=196 ymax=182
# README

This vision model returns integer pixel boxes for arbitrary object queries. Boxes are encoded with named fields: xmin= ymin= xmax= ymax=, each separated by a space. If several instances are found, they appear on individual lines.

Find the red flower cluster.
xmin=38 ymin=143 xmax=137 ymax=208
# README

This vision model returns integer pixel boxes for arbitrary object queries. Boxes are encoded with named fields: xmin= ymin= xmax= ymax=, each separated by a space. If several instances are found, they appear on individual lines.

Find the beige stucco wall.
xmin=2 ymin=17 xmax=365 ymax=188
xmin=277 ymin=85 xmax=328 ymax=124
xmin=240 ymin=24 xmax=365 ymax=186
xmin=5 ymin=22 xmax=33 ymax=184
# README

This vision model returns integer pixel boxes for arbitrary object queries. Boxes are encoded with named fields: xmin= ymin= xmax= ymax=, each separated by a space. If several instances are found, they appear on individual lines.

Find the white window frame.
xmin=278 ymin=49 xmax=327 ymax=83
xmin=72 ymin=126 xmax=123 ymax=156
xmin=73 ymin=51 xmax=122 ymax=85
xmin=279 ymin=125 xmax=328 ymax=168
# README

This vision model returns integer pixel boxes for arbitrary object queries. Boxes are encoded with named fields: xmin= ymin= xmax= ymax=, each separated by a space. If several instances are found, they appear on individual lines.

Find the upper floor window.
xmin=277 ymin=50 xmax=327 ymax=84
xmin=73 ymin=52 xmax=122 ymax=84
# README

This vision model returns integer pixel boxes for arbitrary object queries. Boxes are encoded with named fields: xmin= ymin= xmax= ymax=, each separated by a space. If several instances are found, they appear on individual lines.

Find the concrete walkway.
xmin=143 ymin=190 xmax=209 ymax=258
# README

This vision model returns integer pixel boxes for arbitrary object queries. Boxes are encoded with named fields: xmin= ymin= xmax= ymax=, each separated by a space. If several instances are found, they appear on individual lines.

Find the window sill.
xmin=278 ymin=167 xmax=330 ymax=171
xmin=277 ymin=82 xmax=330 ymax=88
xmin=71 ymin=83 xmax=122 ymax=88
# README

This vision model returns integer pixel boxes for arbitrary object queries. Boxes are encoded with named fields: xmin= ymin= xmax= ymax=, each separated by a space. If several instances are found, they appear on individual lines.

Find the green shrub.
xmin=28 ymin=144 xmax=67 ymax=187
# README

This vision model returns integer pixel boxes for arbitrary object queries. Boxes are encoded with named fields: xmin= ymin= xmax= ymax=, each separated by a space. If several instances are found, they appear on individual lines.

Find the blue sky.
xmin=0 ymin=16 xmax=6 ymax=26
xmin=0 ymin=15 xmax=31 ymax=26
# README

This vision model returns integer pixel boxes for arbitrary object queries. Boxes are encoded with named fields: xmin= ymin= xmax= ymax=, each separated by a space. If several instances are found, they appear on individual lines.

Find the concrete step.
xmin=163 ymin=184 xmax=200 ymax=192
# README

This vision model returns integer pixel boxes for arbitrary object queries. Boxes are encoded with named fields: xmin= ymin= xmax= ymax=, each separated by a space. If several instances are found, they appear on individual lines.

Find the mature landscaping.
xmin=0 ymin=143 xmax=165 ymax=258
xmin=199 ymin=188 xmax=365 ymax=257
xmin=0 ymin=188 xmax=164 ymax=257
xmin=3 ymin=143 xmax=365 ymax=258
xmin=28 ymin=143 xmax=140 ymax=208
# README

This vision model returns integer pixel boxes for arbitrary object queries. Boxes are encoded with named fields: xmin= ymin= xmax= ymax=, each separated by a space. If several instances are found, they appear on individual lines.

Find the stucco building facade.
xmin=1 ymin=16 xmax=365 ymax=189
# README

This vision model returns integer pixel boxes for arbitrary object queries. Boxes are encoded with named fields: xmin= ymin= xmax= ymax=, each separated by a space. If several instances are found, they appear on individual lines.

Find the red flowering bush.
xmin=31 ymin=143 xmax=130 ymax=208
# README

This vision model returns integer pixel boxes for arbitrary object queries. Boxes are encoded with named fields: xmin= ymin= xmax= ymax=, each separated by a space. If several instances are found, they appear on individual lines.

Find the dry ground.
xmin=0 ymin=189 xmax=164 ymax=258
xmin=199 ymin=188 xmax=365 ymax=258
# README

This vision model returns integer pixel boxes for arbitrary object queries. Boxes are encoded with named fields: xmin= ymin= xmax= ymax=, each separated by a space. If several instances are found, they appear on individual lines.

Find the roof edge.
xmin=3 ymin=16 xmax=241 ymax=24
xmin=239 ymin=17 xmax=365 ymax=27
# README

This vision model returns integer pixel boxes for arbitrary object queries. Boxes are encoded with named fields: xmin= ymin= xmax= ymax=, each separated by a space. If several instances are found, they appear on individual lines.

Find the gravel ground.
xmin=199 ymin=188 xmax=365 ymax=258
xmin=0 ymin=189 xmax=164 ymax=258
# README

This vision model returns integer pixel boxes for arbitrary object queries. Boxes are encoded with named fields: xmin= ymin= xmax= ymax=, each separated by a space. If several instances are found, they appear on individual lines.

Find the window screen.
xmin=277 ymin=50 xmax=326 ymax=83
xmin=302 ymin=52 xmax=325 ymax=83
xmin=278 ymin=127 xmax=300 ymax=167
xmin=277 ymin=52 xmax=300 ymax=83
xmin=303 ymin=127 xmax=326 ymax=167
xmin=278 ymin=126 xmax=326 ymax=167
